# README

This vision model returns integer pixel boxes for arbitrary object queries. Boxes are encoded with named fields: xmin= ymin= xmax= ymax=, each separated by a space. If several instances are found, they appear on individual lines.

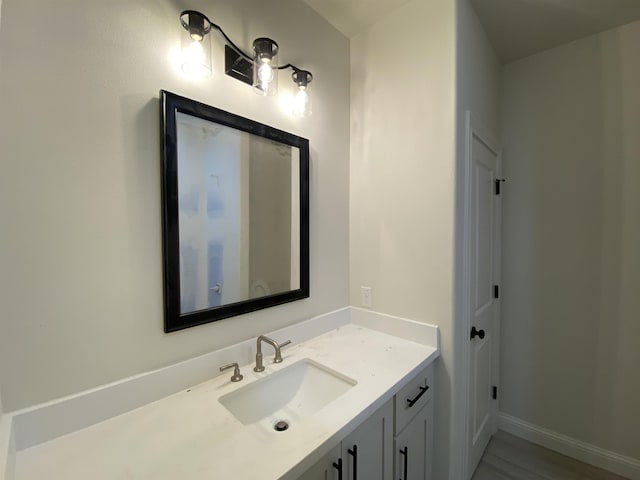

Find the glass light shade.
xmin=180 ymin=11 xmax=212 ymax=77
xmin=291 ymin=70 xmax=313 ymax=117
xmin=252 ymin=38 xmax=279 ymax=96
xmin=292 ymin=87 xmax=312 ymax=117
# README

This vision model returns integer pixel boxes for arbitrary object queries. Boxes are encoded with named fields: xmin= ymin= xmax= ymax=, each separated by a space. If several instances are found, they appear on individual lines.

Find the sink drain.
xmin=274 ymin=420 xmax=289 ymax=432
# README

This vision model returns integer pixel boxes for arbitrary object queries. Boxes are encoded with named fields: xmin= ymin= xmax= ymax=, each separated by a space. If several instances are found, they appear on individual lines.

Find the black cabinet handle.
xmin=406 ymin=385 xmax=429 ymax=408
xmin=399 ymin=446 xmax=408 ymax=480
xmin=333 ymin=457 xmax=343 ymax=480
xmin=348 ymin=444 xmax=358 ymax=480
xmin=470 ymin=326 xmax=485 ymax=340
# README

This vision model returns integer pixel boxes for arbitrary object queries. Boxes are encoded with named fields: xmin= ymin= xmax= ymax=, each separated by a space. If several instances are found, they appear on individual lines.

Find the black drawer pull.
xmin=406 ymin=385 xmax=429 ymax=408
xmin=333 ymin=457 xmax=343 ymax=480
xmin=348 ymin=444 xmax=358 ymax=479
xmin=399 ymin=446 xmax=408 ymax=480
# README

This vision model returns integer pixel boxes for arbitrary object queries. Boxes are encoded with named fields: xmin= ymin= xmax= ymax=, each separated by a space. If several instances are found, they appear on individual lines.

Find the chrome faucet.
xmin=219 ymin=362 xmax=243 ymax=382
xmin=254 ymin=335 xmax=291 ymax=372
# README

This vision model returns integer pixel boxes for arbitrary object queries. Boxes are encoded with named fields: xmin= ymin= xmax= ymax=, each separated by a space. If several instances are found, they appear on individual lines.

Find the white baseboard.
xmin=498 ymin=412 xmax=640 ymax=480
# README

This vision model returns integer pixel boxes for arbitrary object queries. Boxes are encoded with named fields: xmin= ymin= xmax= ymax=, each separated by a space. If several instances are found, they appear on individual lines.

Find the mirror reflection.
xmin=176 ymin=113 xmax=300 ymax=312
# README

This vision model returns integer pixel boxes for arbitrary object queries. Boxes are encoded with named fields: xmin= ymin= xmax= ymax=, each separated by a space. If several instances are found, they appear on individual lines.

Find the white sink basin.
xmin=219 ymin=358 xmax=357 ymax=428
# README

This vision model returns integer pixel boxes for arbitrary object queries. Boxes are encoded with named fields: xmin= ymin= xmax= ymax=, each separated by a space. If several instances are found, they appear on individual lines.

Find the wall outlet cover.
xmin=360 ymin=286 xmax=372 ymax=308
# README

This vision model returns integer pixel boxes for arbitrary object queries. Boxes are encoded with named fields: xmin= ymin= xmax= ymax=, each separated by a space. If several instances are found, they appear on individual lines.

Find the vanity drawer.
xmin=394 ymin=363 xmax=434 ymax=434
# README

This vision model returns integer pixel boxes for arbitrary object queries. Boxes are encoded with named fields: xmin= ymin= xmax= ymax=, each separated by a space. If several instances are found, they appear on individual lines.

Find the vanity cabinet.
xmin=299 ymin=398 xmax=393 ymax=480
xmin=394 ymin=364 xmax=434 ymax=480
xmin=299 ymin=444 xmax=342 ymax=480
xmin=298 ymin=364 xmax=434 ymax=480
xmin=394 ymin=396 xmax=433 ymax=480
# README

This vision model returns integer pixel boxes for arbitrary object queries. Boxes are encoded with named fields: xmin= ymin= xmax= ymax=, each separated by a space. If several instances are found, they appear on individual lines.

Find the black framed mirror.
xmin=160 ymin=90 xmax=310 ymax=332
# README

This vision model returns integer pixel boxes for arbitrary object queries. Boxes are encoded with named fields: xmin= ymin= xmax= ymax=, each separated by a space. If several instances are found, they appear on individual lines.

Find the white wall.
xmin=350 ymin=0 xmax=456 ymax=477
xmin=455 ymin=1 xmax=500 ymax=136
xmin=0 ymin=0 xmax=350 ymax=411
xmin=501 ymin=21 xmax=640 ymax=459
xmin=454 ymin=0 xmax=500 ymax=477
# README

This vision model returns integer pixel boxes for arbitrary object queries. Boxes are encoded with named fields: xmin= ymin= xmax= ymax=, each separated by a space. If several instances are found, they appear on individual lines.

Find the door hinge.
xmin=495 ymin=178 xmax=506 ymax=195
xmin=493 ymin=285 xmax=500 ymax=299
xmin=492 ymin=386 xmax=498 ymax=400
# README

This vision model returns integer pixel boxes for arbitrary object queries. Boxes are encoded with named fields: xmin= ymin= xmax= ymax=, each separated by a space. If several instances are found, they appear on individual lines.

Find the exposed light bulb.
xmin=292 ymin=86 xmax=311 ymax=117
xmin=188 ymin=40 xmax=203 ymax=58
xmin=182 ymin=39 xmax=210 ymax=77
xmin=252 ymin=38 xmax=278 ymax=96
xmin=291 ymin=70 xmax=313 ymax=117
xmin=258 ymin=60 xmax=273 ymax=89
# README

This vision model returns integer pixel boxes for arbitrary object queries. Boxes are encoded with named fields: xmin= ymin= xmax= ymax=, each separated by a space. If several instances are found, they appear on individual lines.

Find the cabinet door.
xmin=394 ymin=399 xmax=433 ymax=480
xmin=341 ymin=398 xmax=393 ymax=480
xmin=298 ymin=445 xmax=342 ymax=480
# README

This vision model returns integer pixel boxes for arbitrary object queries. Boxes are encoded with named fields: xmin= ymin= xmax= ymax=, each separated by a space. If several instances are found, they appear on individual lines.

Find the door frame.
xmin=461 ymin=111 xmax=502 ymax=479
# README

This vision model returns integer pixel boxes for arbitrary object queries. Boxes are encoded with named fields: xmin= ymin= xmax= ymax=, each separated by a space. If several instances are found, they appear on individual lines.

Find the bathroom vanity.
xmin=8 ymin=308 xmax=439 ymax=480
xmin=299 ymin=363 xmax=434 ymax=480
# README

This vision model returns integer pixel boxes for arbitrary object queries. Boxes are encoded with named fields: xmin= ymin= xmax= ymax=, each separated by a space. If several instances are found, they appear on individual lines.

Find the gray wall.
xmin=500 ymin=20 xmax=640 ymax=459
xmin=0 ymin=0 xmax=350 ymax=411
xmin=249 ymin=137 xmax=292 ymax=296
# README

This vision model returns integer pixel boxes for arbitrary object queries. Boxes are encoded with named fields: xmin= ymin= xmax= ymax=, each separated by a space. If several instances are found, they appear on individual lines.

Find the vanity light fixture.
xmin=179 ymin=10 xmax=314 ymax=116
xmin=292 ymin=70 xmax=313 ymax=118
xmin=180 ymin=11 xmax=212 ymax=77
xmin=253 ymin=38 xmax=279 ymax=96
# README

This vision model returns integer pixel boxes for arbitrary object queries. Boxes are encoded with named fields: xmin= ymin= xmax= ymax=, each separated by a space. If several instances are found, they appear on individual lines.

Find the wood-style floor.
xmin=471 ymin=431 xmax=630 ymax=480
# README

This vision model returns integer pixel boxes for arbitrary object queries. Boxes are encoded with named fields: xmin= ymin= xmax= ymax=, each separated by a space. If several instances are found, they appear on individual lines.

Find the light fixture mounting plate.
xmin=225 ymin=45 xmax=253 ymax=86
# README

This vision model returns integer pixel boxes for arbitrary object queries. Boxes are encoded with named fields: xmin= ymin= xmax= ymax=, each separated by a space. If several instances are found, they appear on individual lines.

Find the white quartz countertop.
xmin=14 ymin=322 xmax=438 ymax=480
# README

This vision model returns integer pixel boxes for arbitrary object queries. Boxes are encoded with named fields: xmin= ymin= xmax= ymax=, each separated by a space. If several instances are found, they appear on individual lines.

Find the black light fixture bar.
xmin=180 ymin=10 xmax=310 ymax=86
xmin=224 ymin=45 xmax=253 ymax=85
xmin=224 ymin=47 xmax=309 ymax=87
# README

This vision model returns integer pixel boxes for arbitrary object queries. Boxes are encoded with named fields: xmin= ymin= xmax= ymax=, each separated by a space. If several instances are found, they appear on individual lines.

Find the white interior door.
xmin=466 ymin=113 xmax=501 ymax=477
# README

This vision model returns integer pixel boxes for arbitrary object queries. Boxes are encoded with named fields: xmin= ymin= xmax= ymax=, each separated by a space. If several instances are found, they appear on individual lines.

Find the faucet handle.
xmin=220 ymin=363 xmax=243 ymax=382
xmin=274 ymin=340 xmax=292 ymax=363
